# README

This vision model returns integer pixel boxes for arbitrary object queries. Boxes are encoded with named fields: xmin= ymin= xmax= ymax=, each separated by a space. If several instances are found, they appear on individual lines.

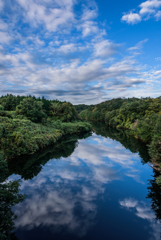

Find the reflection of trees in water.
xmin=0 ymin=160 xmax=25 ymax=240
xmin=3 ymin=125 xmax=161 ymax=238
xmin=92 ymin=122 xmax=150 ymax=164
xmin=0 ymin=131 xmax=91 ymax=238
xmin=8 ymin=131 xmax=92 ymax=180
xmin=147 ymin=170 xmax=161 ymax=222
xmin=93 ymin=122 xmax=161 ymax=225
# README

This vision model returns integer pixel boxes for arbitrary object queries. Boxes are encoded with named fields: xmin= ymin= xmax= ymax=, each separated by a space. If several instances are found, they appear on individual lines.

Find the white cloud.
xmin=155 ymin=10 xmax=161 ymax=19
xmin=93 ymin=40 xmax=120 ymax=58
xmin=0 ymin=0 xmax=3 ymax=11
xmin=81 ymin=7 xmax=98 ymax=21
xmin=122 ymin=0 xmax=161 ymax=24
xmin=78 ymin=20 xmax=99 ymax=37
xmin=0 ymin=44 xmax=159 ymax=104
xmin=0 ymin=0 xmax=161 ymax=103
xmin=57 ymin=43 xmax=77 ymax=54
xmin=128 ymin=39 xmax=148 ymax=51
xmin=0 ymin=31 xmax=12 ymax=44
xmin=0 ymin=20 xmax=8 ymax=31
xmin=16 ymin=0 xmax=75 ymax=32
xmin=139 ymin=0 xmax=161 ymax=14
xmin=122 ymin=12 xmax=142 ymax=24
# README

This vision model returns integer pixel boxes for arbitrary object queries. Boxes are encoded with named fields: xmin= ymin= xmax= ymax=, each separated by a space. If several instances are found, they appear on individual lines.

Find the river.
xmin=5 ymin=124 xmax=161 ymax=240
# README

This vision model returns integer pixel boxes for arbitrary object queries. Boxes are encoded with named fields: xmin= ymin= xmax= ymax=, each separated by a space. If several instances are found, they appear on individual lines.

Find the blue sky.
xmin=0 ymin=0 xmax=161 ymax=104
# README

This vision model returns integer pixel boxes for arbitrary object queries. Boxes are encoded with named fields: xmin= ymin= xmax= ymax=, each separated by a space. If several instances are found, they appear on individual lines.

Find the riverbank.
xmin=0 ymin=95 xmax=91 ymax=161
xmin=79 ymin=97 xmax=161 ymax=185
xmin=0 ymin=117 xmax=91 ymax=161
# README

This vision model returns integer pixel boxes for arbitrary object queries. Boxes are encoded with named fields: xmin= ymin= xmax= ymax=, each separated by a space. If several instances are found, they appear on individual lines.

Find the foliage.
xmin=0 ymin=94 xmax=25 ymax=111
xmin=16 ymin=97 xmax=47 ymax=123
xmin=50 ymin=101 xmax=78 ymax=122
xmin=0 ymin=160 xmax=25 ymax=240
xmin=8 ymin=131 xmax=92 ymax=180
xmin=147 ymin=171 xmax=161 ymax=221
xmin=0 ymin=95 xmax=91 ymax=160
xmin=74 ymin=104 xmax=90 ymax=114
xmin=79 ymin=96 xmax=161 ymax=187
xmin=0 ymin=116 xmax=91 ymax=160
xmin=0 ymin=94 xmax=80 ymax=123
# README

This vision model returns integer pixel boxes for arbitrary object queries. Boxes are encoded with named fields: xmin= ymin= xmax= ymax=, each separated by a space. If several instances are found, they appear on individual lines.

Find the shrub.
xmin=16 ymin=98 xmax=47 ymax=123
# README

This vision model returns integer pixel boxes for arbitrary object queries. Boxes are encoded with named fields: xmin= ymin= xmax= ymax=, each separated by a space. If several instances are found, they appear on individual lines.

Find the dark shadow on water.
xmin=147 ymin=170 xmax=161 ymax=221
xmin=7 ymin=131 xmax=92 ymax=180
xmin=2 ymin=124 xmax=161 ymax=239
xmin=93 ymin=122 xmax=161 ymax=225
xmin=1 ymin=131 xmax=92 ymax=239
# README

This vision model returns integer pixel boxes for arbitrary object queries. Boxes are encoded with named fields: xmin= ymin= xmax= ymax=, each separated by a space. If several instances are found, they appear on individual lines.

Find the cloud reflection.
xmin=10 ymin=133 xmax=155 ymax=237
xmin=119 ymin=198 xmax=161 ymax=240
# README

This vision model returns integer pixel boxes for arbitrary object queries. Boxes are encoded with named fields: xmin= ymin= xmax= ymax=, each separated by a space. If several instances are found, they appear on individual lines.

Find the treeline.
xmin=74 ymin=104 xmax=90 ymax=113
xmin=0 ymin=94 xmax=79 ymax=122
xmin=79 ymin=97 xmax=161 ymax=185
xmin=0 ymin=94 xmax=91 ymax=160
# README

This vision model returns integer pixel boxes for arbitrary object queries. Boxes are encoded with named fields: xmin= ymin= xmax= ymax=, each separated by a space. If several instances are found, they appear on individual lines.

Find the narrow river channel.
xmin=6 ymin=124 xmax=161 ymax=240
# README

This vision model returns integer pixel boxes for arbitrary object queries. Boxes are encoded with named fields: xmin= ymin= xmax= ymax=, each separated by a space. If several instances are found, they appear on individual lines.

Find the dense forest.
xmin=74 ymin=104 xmax=90 ymax=113
xmin=79 ymin=97 xmax=161 ymax=185
xmin=0 ymin=94 xmax=91 ymax=161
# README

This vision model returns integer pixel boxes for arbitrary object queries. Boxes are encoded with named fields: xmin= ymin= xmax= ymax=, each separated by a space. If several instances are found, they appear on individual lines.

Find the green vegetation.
xmin=7 ymin=131 xmax=92 ymax=180
xmin=0 ymin=160 xmax=25 ymax=240
xmin=147 ymin=171 xmax=161 ymax=222
xmin=0 ymin=94 xmax=91 ymax=160
xmin=74 ymin=104 xmax=90 ymax=113
xmin=0 ymin=131 xmax=91 ymax=239
xmin=80 ymin=97 xmax=161 ymax=186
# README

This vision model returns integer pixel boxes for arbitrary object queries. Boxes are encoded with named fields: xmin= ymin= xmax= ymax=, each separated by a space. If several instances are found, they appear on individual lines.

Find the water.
xmin=5 ymin=124 xmax=161 ymax=239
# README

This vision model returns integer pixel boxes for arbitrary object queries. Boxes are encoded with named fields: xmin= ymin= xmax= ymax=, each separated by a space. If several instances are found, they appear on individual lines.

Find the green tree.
xmin=0 ymin=160 xmax=25 ymax=239
xmin=16 ymin=98 xmax=47 ymax=123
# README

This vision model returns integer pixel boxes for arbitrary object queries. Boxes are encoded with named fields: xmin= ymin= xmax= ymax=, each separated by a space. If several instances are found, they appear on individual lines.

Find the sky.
xmin=0 ymin=0 xmax=161 ymax=104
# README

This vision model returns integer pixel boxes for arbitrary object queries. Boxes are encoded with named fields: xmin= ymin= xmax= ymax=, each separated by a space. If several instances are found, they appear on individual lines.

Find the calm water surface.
xmin=7 ymin=125 xmax=161 ymax=240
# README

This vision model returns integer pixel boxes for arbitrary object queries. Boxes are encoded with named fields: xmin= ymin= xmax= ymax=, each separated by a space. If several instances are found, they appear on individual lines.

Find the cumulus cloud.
xmin=122 ymin=0 xmax=161 ymax=24
xmin=0 ymin=0 xmax=161 ymax=103
xmin=122 ymin=12 xmax=141 ymax=24
xmin=16 ymin=0 xmax=75 ymax=32
xmin=93 ymin=40 xmax=120 ymax=58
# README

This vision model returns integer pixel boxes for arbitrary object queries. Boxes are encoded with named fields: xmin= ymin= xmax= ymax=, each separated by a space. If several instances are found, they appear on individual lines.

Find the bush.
xmin=16 ymin=98 xmax=47 ymax=123
xmin=50 ymin=102 xmax=78 ymax=122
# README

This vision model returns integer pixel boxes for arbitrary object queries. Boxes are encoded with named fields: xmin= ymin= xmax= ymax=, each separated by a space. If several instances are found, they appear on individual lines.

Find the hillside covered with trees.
xmin=79 ymin=97 xmax=161 ymax=185
xmin=0 ymin=94 xmax=91 ymax=161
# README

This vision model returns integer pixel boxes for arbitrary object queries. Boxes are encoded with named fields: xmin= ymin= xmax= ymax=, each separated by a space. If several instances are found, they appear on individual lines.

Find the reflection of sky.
xmin=119 ymin=198 xmax=161 ymax=240
xmin=9 ymin=133 xmax=160 ymax=240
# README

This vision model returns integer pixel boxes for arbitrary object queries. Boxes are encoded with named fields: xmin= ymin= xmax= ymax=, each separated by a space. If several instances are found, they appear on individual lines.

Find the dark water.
xmin=5 ymin=124 xmax=161 ymax=240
